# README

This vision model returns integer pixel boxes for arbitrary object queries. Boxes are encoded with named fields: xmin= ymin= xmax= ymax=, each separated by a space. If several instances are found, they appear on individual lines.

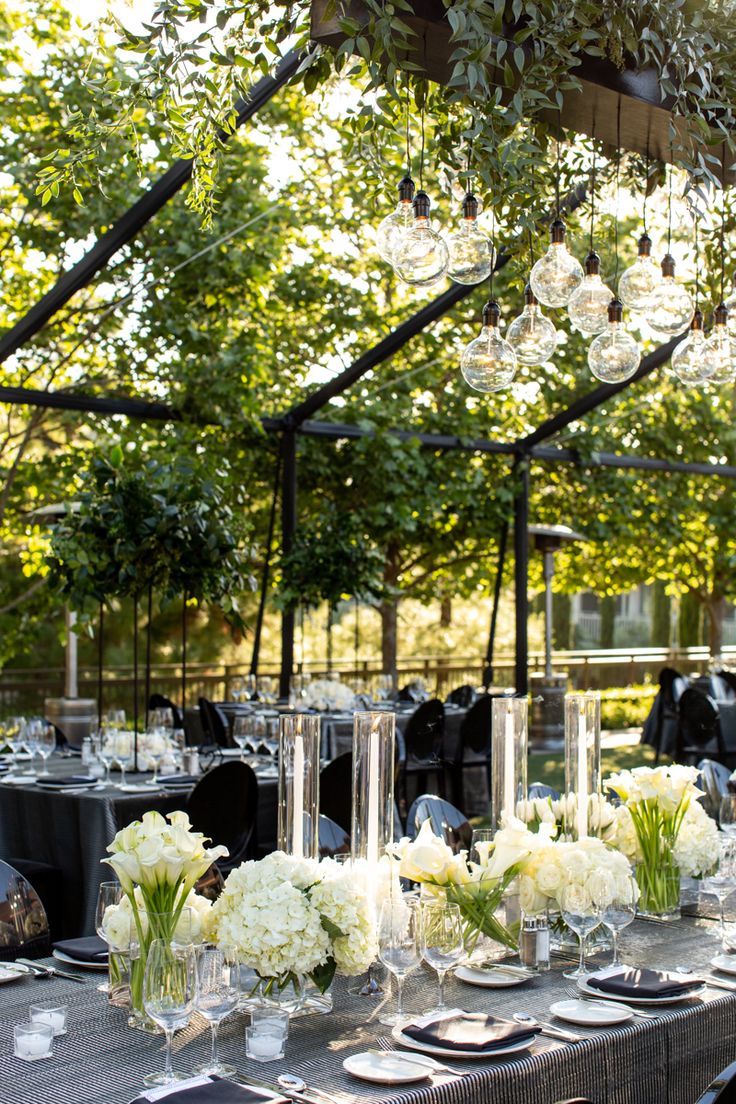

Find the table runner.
xmin=0 ymin=917 xmax=733 ymax=1104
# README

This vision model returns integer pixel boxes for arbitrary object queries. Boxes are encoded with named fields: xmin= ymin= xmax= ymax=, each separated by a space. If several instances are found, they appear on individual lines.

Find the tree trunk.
xmin=651 ymin=581 xmax=670 ymax=647
xmin=380 ymin=543 xmax=401 ymax=686
xmin=679 ymin=591 xmax=701 ymax=648
xmin=440 ymin=596 xmax=452 ymax=626
xmin=705 ymin=595 xmax=727 ymax=659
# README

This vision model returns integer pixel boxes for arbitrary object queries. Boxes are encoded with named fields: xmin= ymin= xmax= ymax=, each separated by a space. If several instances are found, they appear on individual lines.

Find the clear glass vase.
xmin=127 ymin=907 xmax=193 ymax=1032
xmin=256 ymin=974 xmax=333 ymax=1017
xmin=108 ymin=950 xmax=130 ymax=1008
xmin=636 ymin=859 xmax=681 ymax=921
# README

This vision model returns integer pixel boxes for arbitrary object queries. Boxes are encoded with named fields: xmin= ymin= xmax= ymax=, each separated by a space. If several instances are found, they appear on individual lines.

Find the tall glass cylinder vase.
xmin=564 ymin=692 xmax=601 ymax=839
xmin=491 ymin=697 xmax=528 ymax=829
xmin=351 ymin=712 xmax=395 ymax=897
xmin=278 ymin=714 xmax=320 ymax=860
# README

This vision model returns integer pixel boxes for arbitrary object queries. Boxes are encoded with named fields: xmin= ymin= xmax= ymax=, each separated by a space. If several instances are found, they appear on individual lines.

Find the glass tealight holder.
xmin=250 ymin=1007 xmax=290 ymax=1034
xmin=29 ymin=1003 xmax=67 ymax=1036
xmin=14 ymin=1022 xmax=53 ymax=1061
xmin=245 ymin=1024 xmax=287 ymax=1063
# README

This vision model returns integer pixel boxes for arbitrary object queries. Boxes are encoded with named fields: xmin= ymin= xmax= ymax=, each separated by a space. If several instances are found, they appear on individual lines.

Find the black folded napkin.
xmin=53 ymin=936 xmax=108 ymax=962
xmin=587 ymin=967 xmax=704 ymax=999
xmin=36 ymin=775 xmax=96 ymax=787
xmin=158 ymin=774 xmax=198 ymax=786
xmin=130 ymin=1078 xmax=288 ymax=1104
xmin=403 ymin=1012 xmax=539 ymax=1052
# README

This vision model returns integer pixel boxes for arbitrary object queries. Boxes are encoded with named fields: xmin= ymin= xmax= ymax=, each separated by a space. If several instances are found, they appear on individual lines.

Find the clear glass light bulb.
xmin=375 ymin=174 xmax=415 ymax=264
xmin=506 ymin=285 xmax=558 ymax=366
xmin=646 ymin=254 xmax=695 ymax=336
xmin=671 ymin=311 xmax=715 ymax=385
xmin=588 ymin=299 xmax=641 ymax=383
xmin=460 ymin=299 xmax=517 ymax=392
xmin=446 ymin=193 xmax=493 ymax=285
xmin=393 ymin=189 xmax=449 ymax=288
xmin=529 ymin=218 xmax=584 ymax=308
xmin=567 ymin=251 xmax=613 ymax=335
xmin=725 ymin=288 xmax=736 ymax=333
xmin=704 ymin=304 xmax=736 ymax=383
xmin=618 ymin=232 xmax=660 ymax=310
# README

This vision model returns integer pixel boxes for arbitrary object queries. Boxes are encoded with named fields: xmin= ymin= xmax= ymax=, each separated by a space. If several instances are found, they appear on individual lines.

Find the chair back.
xmin=457 ymin=695 xmax=493 ymax=758
xmin=148 ymin=693 xmax=183 ymax=729
xmin=0 ymin=860 xmax=50 ymax=961
xmin=404 ymin=699 xmax=445 ymax=763
xmin=678 ymin=688 xmax=722 ymax=759
xmin=698 ymin=758 xmax=732 ymax=818
xmin=695 ymin=1059 xmax=736 ymax=1103
xmin=407 ymin=794 xmax=472 ymax=854
xmin=318 ymin=815 xmax=351 ymax=858
xmin=319 ymin=753 xmax=353 ymax=832
xmin=446 ymin=685 xmax=477 ymax=708
xmin=186 ymin=761 xmax=258 ymax=870
xmin=198 ymin=697 xmax=234 ymax=749
xmin=528 ymin=782 xmax=560 ymax=800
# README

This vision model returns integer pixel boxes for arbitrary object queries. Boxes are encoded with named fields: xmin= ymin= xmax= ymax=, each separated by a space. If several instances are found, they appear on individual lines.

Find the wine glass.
xmin=248 ymin=715 xmax=267 ymax=757
xmin=98 ymin=729 xmax=117 ymax=786
xmin=244 ymin=674 xmax=257 ymax=701
xmin=113 ymin=730 xmax=134 ymax=789
xmin=704 ymin=837 xmax=736 ymax=935
xmin=36 ymin=724 xmax=56 ymax=776
xmin=719 ymin=796 xmax=736 ymax=838
xmin=469 ymin=829 xmax=494 ymax=868
xmin=264 ymin=717 xmax=280 ymax=763
xmin=23 ymin=720 xmax=43 ymax=773
xmin=420 ymin=902 xmax=465 ymax=1012
xmin=377 ymin=897 xmax=421 ymax=1026
xmin=95 ymin=882 xmax=123 ymax=994
xmin=560 ymin=884 xmax=602 ymax=979
xmin=143 ymin=939 xmax=197 ymax=1086
xmin=600 ymin=875 xmax=637 ymax=968
xmin=4 ymin=716 xmax=24 ymax=774
xmin=232 ymin=717 xmax=250 ymax=762
xmin=194 ymin=945 xmax=240 ymax=1076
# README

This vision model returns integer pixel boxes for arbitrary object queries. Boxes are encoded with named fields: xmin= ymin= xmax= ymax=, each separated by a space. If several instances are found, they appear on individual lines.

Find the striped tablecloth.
xmin=0 ymin=916 xmax=733 ymax=1104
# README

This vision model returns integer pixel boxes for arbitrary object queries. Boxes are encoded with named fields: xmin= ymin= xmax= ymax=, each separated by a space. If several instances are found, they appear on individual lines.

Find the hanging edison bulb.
xmin=460 ymin=299 xmax=517 ymax=392
xmin=704 ymin=303 xmax=736 ymax=383
xmin=567 ymin=251 xmax=613 ymax=335
xmin=724 ymin=288 xmax=736 ymax=333
xmin=618 ymin=233 xmax=660 ymax=310
xmin=530 ymin=219 xmax=584 ymax=308
xmin=646 ymin=254 xmax=695 ymax=337
xmin=588 ymin=299 xmax=641 ymax=382
xmin=375 ymin=174 xmax=415 ymax=264
xmin=671 ymin=310 xmax=715 ymax=385
xmin=446 ymin=194 xmax=493 ymax=285
xmin=506 ymin=285 xmax=558 ymax=366
xmin=393 ymin=190 xmax=449 ymax=288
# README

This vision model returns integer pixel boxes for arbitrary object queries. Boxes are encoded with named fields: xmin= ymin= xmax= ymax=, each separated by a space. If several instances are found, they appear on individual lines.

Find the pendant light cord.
xmin=720 ymin=143 xmax=726 ymax=304
xmin=666 ymin=160 xmax=673 ymax=255
xmin=405 ymin=79 xmax=411 ymax=176
xmin=419 ymin=102 xmax=425 ymax=191
xmin=555 ymin=116 xmax=561 ymax=218
xmin=589 ymin=119 xmax=597 ymax=253
xmin=694 ymin=216 xmax=700 ymax=309
xmin=467 ymin=136 xmax=474 ymax=194
xmin=490 ymin=205 xmax=496 ymax=300
xmin=643 ymin=135 xmax=650 ymax=235
xmin=614 ymin=98 xmax=621 ymax=288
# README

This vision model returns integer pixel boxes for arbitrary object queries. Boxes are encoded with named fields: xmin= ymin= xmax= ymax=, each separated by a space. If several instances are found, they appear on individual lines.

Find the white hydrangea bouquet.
xmin=301 ymin=678 xmax=356 ymax=712
xmin=102 ymin=810 xmax=228 ymax=1021
xmin=605 ymin=765 xmax=703 ymax=918
xmin=210 ymin=852 xmax=376 ymax=1003
xmin=389 ymin=820 xmax=526 ymax=954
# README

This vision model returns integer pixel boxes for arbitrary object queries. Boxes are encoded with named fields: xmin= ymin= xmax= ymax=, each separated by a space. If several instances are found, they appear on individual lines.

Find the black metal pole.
xmin=145 ymin=584 xmax=153 ymax=729
xmin=279 ymin=431 xmax=297 ymax=699
xmin=97 ymin=603 xmax=104 ymax=722
xmin=483 ymin=520 xmax=509 ymax=688
xmin=513 ymin=462 xmax=530 ymax=696
xmin=181 ymin=596 xmax=187 ymax=716
xmin=250 ymin=453 xmax=282 ymax=677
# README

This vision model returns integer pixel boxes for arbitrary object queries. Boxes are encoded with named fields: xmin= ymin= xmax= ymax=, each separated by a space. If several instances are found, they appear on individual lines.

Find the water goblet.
xmin=719 ymin=796 xmax=736 ymax=839
xmin=142 ymin=939 xmax=197 ymax=1087
xmin=420 ymin=901 xmax=465 ymax=1012
xmin=600 ymin=874 xmax=637 ymax=968
xmin=194 ymin=944 xmax=240 ymax=1076
xmin=704 ymin=837 xmax=736 ymax=935
xmin=36 ymin=724 xmax=56 ymax=776
xmin=114 ymin=730 xmax=134 ymax=789
xmin=377 ymin=897 xmax=421 ymax=1026
xmin=232 ymin=717 xmax=250 ymax=762
xmin=98 ymin=729 xmax=117 ymax=786
xmin=560 ymin=884 xmax=602 ymax=980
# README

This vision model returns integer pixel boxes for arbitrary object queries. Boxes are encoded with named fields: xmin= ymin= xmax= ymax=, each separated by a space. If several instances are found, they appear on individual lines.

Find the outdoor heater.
xmin=528 ymin=524 xmax=586 ymax=749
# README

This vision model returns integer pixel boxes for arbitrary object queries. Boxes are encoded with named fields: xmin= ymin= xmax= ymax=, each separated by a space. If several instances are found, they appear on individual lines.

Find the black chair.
xmin=677 ymin=688 xmax=727 ymax=766
xmin=406 ymin=794 xmax=472 ymax=854
xmin=695 ymin=1060 xmax=736 ymax=1103
xmin=148 ymin=693 xmax=183 ymax=729
xmin=0 ymin=860 xmax=51 ymax=961
xmin=641 ymin=665 xmax=687 ymax=762
xmin=198 ymin=697 xmax=234 ymax=750
xmin=186 ymin=761 xmax=258 ymax=871
xmin=698 ymin=758 xmax=733 ymax=819
xmin=451 ymin=694 xmax=492 ymax=815
xmin=319 ymin=753 xmax=353 ymax=833
xmin=446 ymin=684 xmax=477 ymax=708
xmin=318 ymin=815 xmax=351 ymax=858
xmin=6 ymin=859 xmax=64 ymax=942
xmin=399 ymin=699 xmax=446 ymax=813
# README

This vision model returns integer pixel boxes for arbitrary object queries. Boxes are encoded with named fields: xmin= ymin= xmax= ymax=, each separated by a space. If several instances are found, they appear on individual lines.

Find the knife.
xmin=15 ymin=958 xmax=86 ymax=983
xmin=232 ymin=1075 xmax=316 ymax=1104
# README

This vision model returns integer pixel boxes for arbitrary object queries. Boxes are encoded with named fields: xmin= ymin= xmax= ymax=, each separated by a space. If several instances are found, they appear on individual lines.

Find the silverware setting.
xmin=512 ymin=1011 xmax=584 ymax=1043
xmin=368 ymin=1050 xmax=470 ymax=1076
xmin=15 ymin=958 xmax=86 ymax=983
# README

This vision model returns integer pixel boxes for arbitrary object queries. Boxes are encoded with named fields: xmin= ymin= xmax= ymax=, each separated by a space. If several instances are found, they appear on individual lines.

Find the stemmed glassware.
xmin=143 ymin=939 xmax=197 ymax=1087
xmin=98 ymin=729 xmax=117 ymax=786
xmin=600 ymin=874 xmax=637 ymax=968
xmin=719 ymin=796 xmax=736 ymax=838
xmin=420 ymin=902 xmax=465 ymax=1012
xmin=377 ymin=897 xmax=421 ymax=1026
xmin=194 ymin=945 xmax=240 ymax=1076
xmin=232 ymin=717 xmax=250 ymax=762
xmin=23 ymin=720 xmax=43 ymax=773
xmin=560 ymin=884 xmax=602 ymax=979
xmin=36 ymin=724 xmax=56 ymax=776
xmin=95 ymin=882 xmax=123 ymax=994
xmin=4 ymin=717 xmax=25 ymax=774
xmin=113 ymin=730 xmax=134 ymax=789
xmin=703 ymin=837 xmax=736 ymax=935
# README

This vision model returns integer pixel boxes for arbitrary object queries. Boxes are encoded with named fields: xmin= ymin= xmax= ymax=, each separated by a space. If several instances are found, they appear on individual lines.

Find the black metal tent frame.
xmin=2 ymin=48 xmax=735 ymax=702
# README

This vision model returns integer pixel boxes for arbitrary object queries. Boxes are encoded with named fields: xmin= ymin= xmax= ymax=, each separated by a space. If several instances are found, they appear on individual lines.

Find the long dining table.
xmin=0 ymin=914 xmax=733 ymax=1104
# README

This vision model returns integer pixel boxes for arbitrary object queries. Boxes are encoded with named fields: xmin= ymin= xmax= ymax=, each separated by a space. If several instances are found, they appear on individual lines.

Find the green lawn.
xmin=527 ymin=743 xmax=660 ymax=794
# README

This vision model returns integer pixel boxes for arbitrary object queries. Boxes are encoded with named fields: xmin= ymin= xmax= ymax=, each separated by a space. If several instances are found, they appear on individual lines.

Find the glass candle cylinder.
xmin=491 ymin=697 xmax=528 ymax=829
xmin=564 ymin=692 xmax=601 ymax=839
xmin=351 ymin=712 xmax=395 ymax=896
xmin=278 ymin=714 xmax=320 ymax=860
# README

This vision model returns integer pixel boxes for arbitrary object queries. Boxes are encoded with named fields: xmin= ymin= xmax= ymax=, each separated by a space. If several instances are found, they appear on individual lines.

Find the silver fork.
xmin=372 ymin=1051 xmax=470 ymax=1077
xmin=562 ymin=985 xmax=661 ymax=1019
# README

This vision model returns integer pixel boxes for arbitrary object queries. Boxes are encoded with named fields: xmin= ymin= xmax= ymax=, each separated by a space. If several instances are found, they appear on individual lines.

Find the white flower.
xmin=301 ymin=679 xmax=355 ymax=712
xmin=102 ymin=810 xmax=228 ymax=898
xmin=673 ymin=799 xmax=721 ymax=877
xmin=101 ymin=888 xmax=213 ymax=950
xmin=391 ymin=821 xmax=456 ymax=884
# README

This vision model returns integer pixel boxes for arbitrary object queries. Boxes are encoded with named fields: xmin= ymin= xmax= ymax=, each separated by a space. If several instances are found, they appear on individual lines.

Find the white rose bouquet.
xmin=519 ymin=834 xmax=637 ymax=917
xmin=605 ymin=765 xmax=701 ymax=916
xmin=301 ymin=679 xmax=355 ymax=712
xmin=211 ymin=852 xmax=376 ymax=997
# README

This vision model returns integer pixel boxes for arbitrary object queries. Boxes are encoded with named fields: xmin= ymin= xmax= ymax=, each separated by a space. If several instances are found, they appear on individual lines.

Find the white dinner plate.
xmin=343 ymin=1051 xmax=430 ymax=1084
xmin=391 ymin=1025 xmax=535 ymax=1059
xmin=37 ymin=780 xmax=97 ymax=791
xmin=710 ymin=954 xmax=736 ymax=977
xmin=577 ymin=976 xmax=705 ymax=1005
xmin=455 ymin=964 xmax=531 ymax=989
xmin=118 ymin=782 xmax=156 ymax=794
xmin=2 ymin=774 xmax=38 ymax=785
xmin=0 ymin=963 xmax=27 ymax=984
xmin=53 ymin=949 xmax=108 ymax=971
xmin=550 ymin=998 xmax=634 ymax=1026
